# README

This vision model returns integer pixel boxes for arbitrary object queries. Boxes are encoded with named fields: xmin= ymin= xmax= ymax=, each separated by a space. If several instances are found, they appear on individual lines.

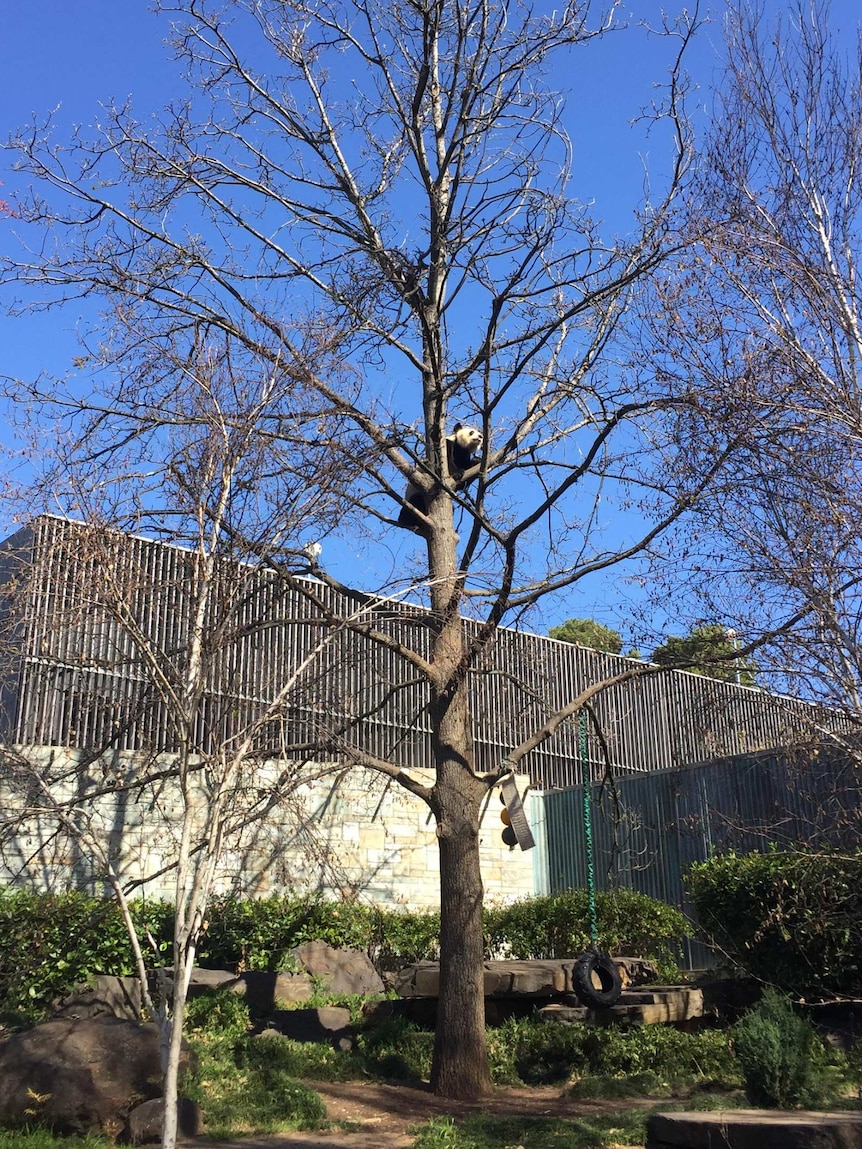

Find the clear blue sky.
xmin=1 ymin=1 xmax=860 ymax=642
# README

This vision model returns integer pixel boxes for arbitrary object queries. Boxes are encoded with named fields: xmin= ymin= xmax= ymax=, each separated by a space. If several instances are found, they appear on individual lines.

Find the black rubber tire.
xmin=572 ymin=951 xmax=622 ymax=1008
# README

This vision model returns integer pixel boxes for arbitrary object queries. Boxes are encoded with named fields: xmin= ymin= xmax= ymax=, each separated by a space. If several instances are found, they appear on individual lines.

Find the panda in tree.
xmin=397 ymin=422 xmax=484 ymax=535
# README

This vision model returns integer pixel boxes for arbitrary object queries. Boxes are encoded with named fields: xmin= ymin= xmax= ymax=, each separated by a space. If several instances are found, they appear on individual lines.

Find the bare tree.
xmin=0 ymin=339 xmax=375 ymax=1149
xmin=642 ymin=0 xmax=862 ymax=716
xmin=0 ymin=0 xmax=743 ymax=1100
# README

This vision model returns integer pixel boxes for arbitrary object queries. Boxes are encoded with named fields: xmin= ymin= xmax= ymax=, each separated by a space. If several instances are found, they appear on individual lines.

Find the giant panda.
xmin=397 ymin=422 xmax=484 ymax=534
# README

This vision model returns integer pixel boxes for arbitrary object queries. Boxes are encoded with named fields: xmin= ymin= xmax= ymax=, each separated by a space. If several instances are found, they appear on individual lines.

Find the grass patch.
xmin=0 ymin=1136 xmax=111 ymax=1149
xmin=409 ymin=1093 xmax=754 ymax=1149
xmin=410 ymin=1111 xmax=652 ymax=1149
xmin=356 ymin=1016 xmax=435 ymax=1081
xmin=250 ymin=1032 xmax=361 ymax=1080
xmin=183 ymin=1034 xmax=327 ymax=1137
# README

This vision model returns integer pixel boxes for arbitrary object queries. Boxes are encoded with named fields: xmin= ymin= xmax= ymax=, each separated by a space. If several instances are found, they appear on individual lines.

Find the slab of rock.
xmin=260 ymin=1006 xmax=353 ymax=1049
xmin=181 ymin=941 xmax=381 ymax=1007
xmin=234 ymin=970 xmax=315 ymax=1008
xmin=540 ymin=987 xmax=704 ymax=1026
xmin=395 ymin=958 xmax=648 ymax=999
xmin=187 ymin=968 xmax=238 ymax=994
xmin=127 ymin=1097 xmax=202 ymax=1144
xmin=647 ymin=1109 xmax=862 ymax=1149
xmin=173 ymin=966 xmax=315 ymax=1007
xmin=53 ymin=975 xmax=142 ymax=1021
xmin=0 ymin=1016 xmax=187 ymax=1136
xmin=293 ymin=940 xmax=385 ymax=996
xmin=616 ymin=957 xmax=661 ymax=987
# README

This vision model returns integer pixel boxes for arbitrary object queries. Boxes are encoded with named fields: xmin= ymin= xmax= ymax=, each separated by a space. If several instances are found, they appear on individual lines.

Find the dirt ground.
xmin=193 ymin=1079 xmax=655 ymax=1149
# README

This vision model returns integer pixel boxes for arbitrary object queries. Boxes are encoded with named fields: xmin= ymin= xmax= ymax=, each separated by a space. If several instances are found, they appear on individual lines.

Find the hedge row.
xmin=0 ymin=886 xmax=689 ymax=1018
xmin=687 ymin=849 xmax=862 ymax=996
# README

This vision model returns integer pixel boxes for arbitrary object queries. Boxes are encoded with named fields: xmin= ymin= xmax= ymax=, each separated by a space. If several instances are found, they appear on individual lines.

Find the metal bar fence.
xmin=0 ymin=516 xmax=850 ymax=790
xmin=536 ymin=741 xmax=862 ymax=968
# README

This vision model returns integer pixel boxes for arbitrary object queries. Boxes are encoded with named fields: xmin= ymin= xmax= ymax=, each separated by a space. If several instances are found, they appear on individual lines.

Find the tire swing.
xmin=571 ymin=709 xmax=622 ymax=1010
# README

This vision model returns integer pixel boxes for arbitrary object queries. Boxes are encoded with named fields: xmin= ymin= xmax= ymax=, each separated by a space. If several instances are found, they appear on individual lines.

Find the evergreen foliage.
xmin=687 ymin=850 xmax=862 ymax=995
xmin=548 ymin=618 xmax=624 ymax=655
xmin=732 ymin=989 xmax=829 ymax=1108
xmin=651 ymin=625 xmax=756 ymax=684
xmin=0 ymin=886 xmax=689 ymax=1019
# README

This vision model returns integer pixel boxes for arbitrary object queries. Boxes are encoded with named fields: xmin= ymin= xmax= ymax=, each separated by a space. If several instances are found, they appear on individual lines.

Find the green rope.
xmin=579 ymin=709 xmax=598 ymax=949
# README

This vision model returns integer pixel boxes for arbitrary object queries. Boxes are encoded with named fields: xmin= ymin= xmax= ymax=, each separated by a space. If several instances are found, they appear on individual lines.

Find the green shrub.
xmin=198 ymin=894 xmax=373 ymax=971
xmin=356 ymin=1015 xmax=435 ymax=1080
xmin=183 ymin=1032 xmax=327 ymax=1135
xmin=687 ymin=850 xmax=862 ymax=996
xmin=566 ymin=1071 xmax=669 ymax=1098
xmin=0 ymin=1133 xmax=112 ymax=1149
xmin=183 ymin=988 xmax=251 ymax=1040
xmin=247 ymin=1033 xmax=359 ymax=1081
xmin=582 ymin=1023 xmax=738 ymax=1087
xmin=0 ymin=890 xmax=171 ymax=1019
xmin=484 ymin=888 xmax=690 ymax=973
xmin=732 ymin=989 xmax=830 ymax=1108
xmin=0 ymin=886 xmax=688 ymax=1021
xmin=486 ymin=1016 xmax=737 ymax=1091
xmin=487 ymin=1016 xmax=589 ymax=1085
xmin=368 ymin=907 xmax=442 ymax=969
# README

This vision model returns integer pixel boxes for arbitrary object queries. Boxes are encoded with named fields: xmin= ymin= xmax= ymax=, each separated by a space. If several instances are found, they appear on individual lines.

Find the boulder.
xmin=292 ymin=940 xmax=385 ymax=996
xmin=235 ymin=969 xmax=315 ymax=1008
xmin=127 ymin=1097 xmax=203 ymax=1144
xmin=262 ymin=1006 xmax=353 ymax=1049
xmin=0 ymin=1016 xmax=190 ymax=1136
xmin=647 ymin=1109 xmax=862 ymax=1149
xmin=165 ymin=966 xmax=315 ymax=1007
xmin=187 ymin=968 xmax=238 ymax=994
xmin=53 ymin=974 xmax=142 ymax=1021
xmin=393 ymin=957 xmax=659 ymax=999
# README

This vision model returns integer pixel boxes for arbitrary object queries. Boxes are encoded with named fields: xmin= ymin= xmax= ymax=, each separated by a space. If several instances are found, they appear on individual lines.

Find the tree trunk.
xmin=429 ymin=684 xmax=492 ymax=1100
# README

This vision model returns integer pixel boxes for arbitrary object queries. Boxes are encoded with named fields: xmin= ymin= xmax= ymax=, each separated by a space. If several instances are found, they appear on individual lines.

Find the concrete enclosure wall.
xmin=0 ymin=746 xmax=536 ymax=909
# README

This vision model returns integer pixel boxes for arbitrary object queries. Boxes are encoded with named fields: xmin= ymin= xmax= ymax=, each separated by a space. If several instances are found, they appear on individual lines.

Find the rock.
xmin=615 ymin=957 xmax=660 ymax=987
xmin=539 ymin=986 xmax=705 ymax=1026
xmin=292 ymin=940 xmax=385 ymax=996
xmin=161 ymin=942 xmax=380 ymax=1009
xmin=236 ymin=969 xmax=315 ymax=1008
xmin=127 ymin=1097 xmax=203 ymax=1144
xmin=647 ymin=1108 xmax=862 ymax=1149
xmin=394 ymin=957 xmax=660 ymax=999
xmin=262 ymin=1006 xmax=352 ymax=1048
xmin=0 ymin=1016 xmax=190 ymax=1136
xmin=53 ymin=975 xmax=142 ymax=1021
xmin=187 ymin=968 xmax=238 ymax=994
xmin=160 ymin=966 xmax=315 ymax=1007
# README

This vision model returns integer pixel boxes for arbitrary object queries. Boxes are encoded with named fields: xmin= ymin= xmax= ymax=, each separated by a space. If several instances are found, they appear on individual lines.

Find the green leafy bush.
xmin=246 ymin=1033 xmax=359 ymax=1081
xmin=184 ymin=1032 xmax=327 ymax=1136
xmin=0 ymin=886 xmax=688 ymax=1020
xmin=184 ymin=988 xmax=251 ymax=1040
xmin=0 ymin=889 xmax=171 ymax=1019
xmin=486 ymin=1016 xmax=737 ymax=1091
xmin=198 ymin=894 xmax=373 ymax=971
xmin=687 ymin=850 xmax=862 ymax=995
xmin=484 ymin=889 xmax=690 ymax=973
xmin=369 ymin=907 xmax=442 ymax=969
xmin=581 ymin=1023 xmax=738 ymax=1087
xmin=488 ymin=1016 xmax=590 ymax=1085
xmin=356 ymin=1015 xmax=435 ymax=1080
xmin=732 ymin=989 xmax=830 ymax=1108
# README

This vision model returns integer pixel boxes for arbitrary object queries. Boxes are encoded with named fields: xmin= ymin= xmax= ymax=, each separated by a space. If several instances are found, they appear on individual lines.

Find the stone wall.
xmin=0 ymin=747 xmax=536 ymax=908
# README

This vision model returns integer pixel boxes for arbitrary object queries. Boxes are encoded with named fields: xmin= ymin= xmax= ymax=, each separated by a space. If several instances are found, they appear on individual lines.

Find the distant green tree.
xmin=651 ymin=625 xmax=756 ymax=685
xmin=548 ymin=618 xmax=624 ymax=655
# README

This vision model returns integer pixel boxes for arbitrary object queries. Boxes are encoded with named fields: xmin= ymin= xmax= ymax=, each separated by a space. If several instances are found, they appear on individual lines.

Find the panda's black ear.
xmin=452 ymin=422 xmax=463 ymax=433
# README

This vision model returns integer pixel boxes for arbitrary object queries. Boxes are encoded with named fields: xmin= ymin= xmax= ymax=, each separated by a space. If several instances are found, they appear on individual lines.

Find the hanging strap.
xmin=578 ymin=709 xmax=598 ymax=949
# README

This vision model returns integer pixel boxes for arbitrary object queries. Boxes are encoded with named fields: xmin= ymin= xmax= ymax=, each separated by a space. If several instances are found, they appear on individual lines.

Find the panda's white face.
xmin=451 ymin=425 xmax=483 ymax=454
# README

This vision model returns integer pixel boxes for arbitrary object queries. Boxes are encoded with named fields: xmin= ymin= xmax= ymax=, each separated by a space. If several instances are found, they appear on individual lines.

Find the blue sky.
xmin=2 ymin=1 xmax=860 ymax=643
